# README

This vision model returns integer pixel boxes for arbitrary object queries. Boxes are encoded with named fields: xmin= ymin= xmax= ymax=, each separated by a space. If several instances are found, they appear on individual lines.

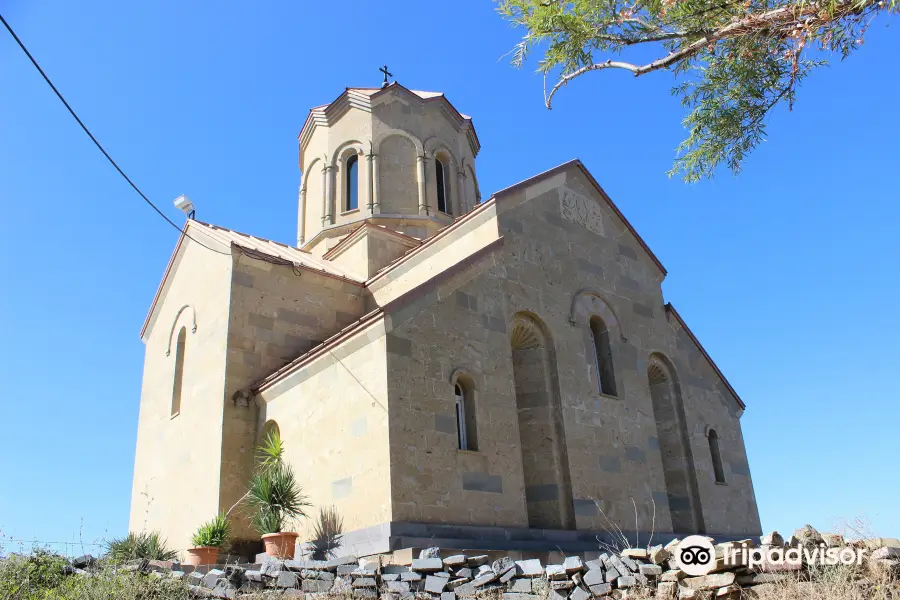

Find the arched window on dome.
xmin=436 ymin=158 xmax=450 ymax=214
xmin=708 ymin=428 xmax=726 ymax=484
xmin=345 ymin=154 xmax=359 ymax=211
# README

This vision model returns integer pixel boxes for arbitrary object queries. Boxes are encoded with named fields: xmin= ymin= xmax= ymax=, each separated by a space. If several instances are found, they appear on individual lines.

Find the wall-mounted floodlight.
xmin=174 ymin=194 xmax=195 ymax=220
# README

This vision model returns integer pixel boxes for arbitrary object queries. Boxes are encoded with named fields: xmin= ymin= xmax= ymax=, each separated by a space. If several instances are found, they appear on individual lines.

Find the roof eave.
xmin=139 ymin=222 xmax=234 ymax=342
xmin=665 ymin=303 xmax=746 ymax=410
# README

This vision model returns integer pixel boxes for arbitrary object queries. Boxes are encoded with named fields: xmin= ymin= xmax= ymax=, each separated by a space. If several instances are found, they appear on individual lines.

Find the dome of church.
xmin=296 ymin=83 xmax=481 ymax=255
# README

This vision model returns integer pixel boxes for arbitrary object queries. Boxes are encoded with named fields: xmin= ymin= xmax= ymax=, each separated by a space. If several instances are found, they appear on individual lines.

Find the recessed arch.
xmin=509 ymin=311 xmax=575 ymax=530
xmin=647 ymin=352 xmax=705 ymax=533
xmin=165 ymin=304 xmax=196 ymax=356
xmin=301 ymin=156 xmax=322 ymax=192
xmin=376 ymin=133 xmax=420 ymax=214
xmin=374 ymin=129 xmax=424 ymax=156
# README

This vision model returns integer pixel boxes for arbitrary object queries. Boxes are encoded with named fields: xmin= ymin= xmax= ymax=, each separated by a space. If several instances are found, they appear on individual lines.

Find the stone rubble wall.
xmin=61 ymin=525 xmax=900 ymax=600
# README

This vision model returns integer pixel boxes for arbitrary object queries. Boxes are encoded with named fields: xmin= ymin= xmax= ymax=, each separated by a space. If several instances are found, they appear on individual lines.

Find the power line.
xmin=0 ymin=12 xmax=231 ymax=256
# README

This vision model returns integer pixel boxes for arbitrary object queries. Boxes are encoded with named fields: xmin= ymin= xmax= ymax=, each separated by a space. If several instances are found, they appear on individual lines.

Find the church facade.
xmin=130 ymin=83 xmax=761 ymax=556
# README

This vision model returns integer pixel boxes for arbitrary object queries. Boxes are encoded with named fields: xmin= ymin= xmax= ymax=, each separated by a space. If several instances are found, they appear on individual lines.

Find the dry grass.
xmin=740 ymin=564 xmax=899 ymax=600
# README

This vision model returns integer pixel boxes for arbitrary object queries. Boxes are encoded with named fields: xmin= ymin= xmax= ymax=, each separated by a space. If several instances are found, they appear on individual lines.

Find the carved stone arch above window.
xmin=424 ymin=137 xmax=460 ymax=166
xmin=448 ymin=367 xmax=480 ymax=391
xmin=569 ymin=289 xmax=625 ymax=341
xmin=330 ymin=139 xmax=366 ymax=169
xmin=165 ymin=304 xmax=197 ymax=356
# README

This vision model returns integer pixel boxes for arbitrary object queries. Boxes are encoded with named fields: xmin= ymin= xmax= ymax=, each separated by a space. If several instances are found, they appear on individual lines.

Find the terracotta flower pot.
xmin=184 ymin=546 xmax=220 ymax=566
xmin=262 ymin=532 xmax=299 ymax=559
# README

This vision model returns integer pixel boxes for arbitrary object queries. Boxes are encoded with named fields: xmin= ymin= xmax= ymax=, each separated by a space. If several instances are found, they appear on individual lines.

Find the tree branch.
xmin=544 ymin=0 xmax=878 ymax=109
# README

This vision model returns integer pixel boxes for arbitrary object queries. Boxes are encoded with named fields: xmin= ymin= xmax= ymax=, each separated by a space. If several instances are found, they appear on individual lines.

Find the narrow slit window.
xmin=171 ymin=327 xmax=186 ymax=417
xmin=455 ymin=384 xmax=467 ymax=450
xmin=454 ymin=380 xmax=478 ymax=451
xmin=709 ymin=429 xmax=726 ymax=483
xmin=590 ymin=316 xmax=617 ymax=396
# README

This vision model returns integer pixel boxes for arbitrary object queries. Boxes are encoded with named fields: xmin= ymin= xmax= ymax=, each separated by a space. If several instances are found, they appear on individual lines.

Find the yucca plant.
xmin=245 ymin=430 xmax=309 ymax=536
xmin=191 ymin=513 xmax=230 ymax=548
xmin=256 ymin=428 xmax=285 ymax=471
xmin=106 ymin=531 xmax=177 ymax=562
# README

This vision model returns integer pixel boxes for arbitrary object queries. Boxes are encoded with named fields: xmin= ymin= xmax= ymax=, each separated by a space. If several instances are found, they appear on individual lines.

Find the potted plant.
xmin=246 ymin=430 xmax=309 ymax=558
xmin=185 ymin=513 xmax=230 ymax=566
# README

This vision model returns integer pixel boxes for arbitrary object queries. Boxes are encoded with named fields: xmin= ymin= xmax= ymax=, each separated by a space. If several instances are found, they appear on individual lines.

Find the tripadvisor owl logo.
xmin=675 ymin=536 xmax=716 ymax=576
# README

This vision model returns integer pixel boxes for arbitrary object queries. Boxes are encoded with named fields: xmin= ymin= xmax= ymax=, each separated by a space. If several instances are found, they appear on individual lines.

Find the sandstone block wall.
xmin=381 ymin=165 xmax=760 ymax=537
xmin=257 ymin=318 xmax=392 ymax=546
xmin=132 ymin=159 xmax=760 ymax=554
xmin=221 ymin=255 xmax=368 ymax=541
xmin=129 ymin=235 xmax=234 ymax=551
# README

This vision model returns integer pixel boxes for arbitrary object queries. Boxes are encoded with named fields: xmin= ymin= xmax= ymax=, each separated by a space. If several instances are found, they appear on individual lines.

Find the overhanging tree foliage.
xmin=497 ymin=0 xmax=896 ymax=181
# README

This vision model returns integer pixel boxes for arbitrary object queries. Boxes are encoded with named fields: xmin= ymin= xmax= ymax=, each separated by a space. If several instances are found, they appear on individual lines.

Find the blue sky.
xmin=1 ymin=1 xmax=898 ymax=552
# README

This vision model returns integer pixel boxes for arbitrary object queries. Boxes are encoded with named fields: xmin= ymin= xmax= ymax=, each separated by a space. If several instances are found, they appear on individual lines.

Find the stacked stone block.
xmin=44 ymin=524 xmax=900 ymax=599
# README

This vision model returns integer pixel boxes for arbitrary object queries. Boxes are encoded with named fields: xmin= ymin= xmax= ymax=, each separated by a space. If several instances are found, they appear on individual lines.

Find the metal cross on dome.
xmin=379 ymin=64 xmax=393 ymax=88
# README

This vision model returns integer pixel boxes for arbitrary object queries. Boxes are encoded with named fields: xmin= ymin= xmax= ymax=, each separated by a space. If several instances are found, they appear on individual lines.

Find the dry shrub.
xmin=0 ymin=550 xmax=192 ymax=600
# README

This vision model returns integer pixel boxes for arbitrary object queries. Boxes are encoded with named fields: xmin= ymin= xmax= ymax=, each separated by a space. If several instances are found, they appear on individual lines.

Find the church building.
xmin=130 ymin=82 xmax=762 ymax=556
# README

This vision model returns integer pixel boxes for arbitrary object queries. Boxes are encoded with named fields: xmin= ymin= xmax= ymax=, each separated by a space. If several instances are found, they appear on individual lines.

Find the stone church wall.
xmin=382 ymin=164 xmax=760 ymax=538
xmin=129 ymin=236 xmax=234 ymax=551
xmin=257 ymin=319 xmax=392 ymax=556
xmin=384 ymin=255 xmax=530 ymax=529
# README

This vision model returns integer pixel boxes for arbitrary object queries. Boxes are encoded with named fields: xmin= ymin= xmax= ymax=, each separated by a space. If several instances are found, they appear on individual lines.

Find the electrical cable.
xmin=0 ymin=12 xmax=232 ymax=256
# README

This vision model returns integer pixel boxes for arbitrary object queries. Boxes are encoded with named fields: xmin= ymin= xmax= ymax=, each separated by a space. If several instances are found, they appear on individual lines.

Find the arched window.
xmin=171 ymin=327 xmax=186 ymax=417
xmin=454 ymin=380 xmax=477 ymax=451
xmin=589 ymin=316 xmax=616 ymax=396
xmin=436 ymin=158 xmax=450 ymax=214
xmin=345 ymin=154 xmax=359 ymax=211
xmin=262 ymin=419 xmax=280 ymax=443
xmin=708 ymin=429 xmax=726 ymax=484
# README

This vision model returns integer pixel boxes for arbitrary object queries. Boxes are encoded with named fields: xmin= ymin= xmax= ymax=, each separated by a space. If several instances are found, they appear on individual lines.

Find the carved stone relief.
xmin=560 ymin=188 xmax=604 ymax=235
